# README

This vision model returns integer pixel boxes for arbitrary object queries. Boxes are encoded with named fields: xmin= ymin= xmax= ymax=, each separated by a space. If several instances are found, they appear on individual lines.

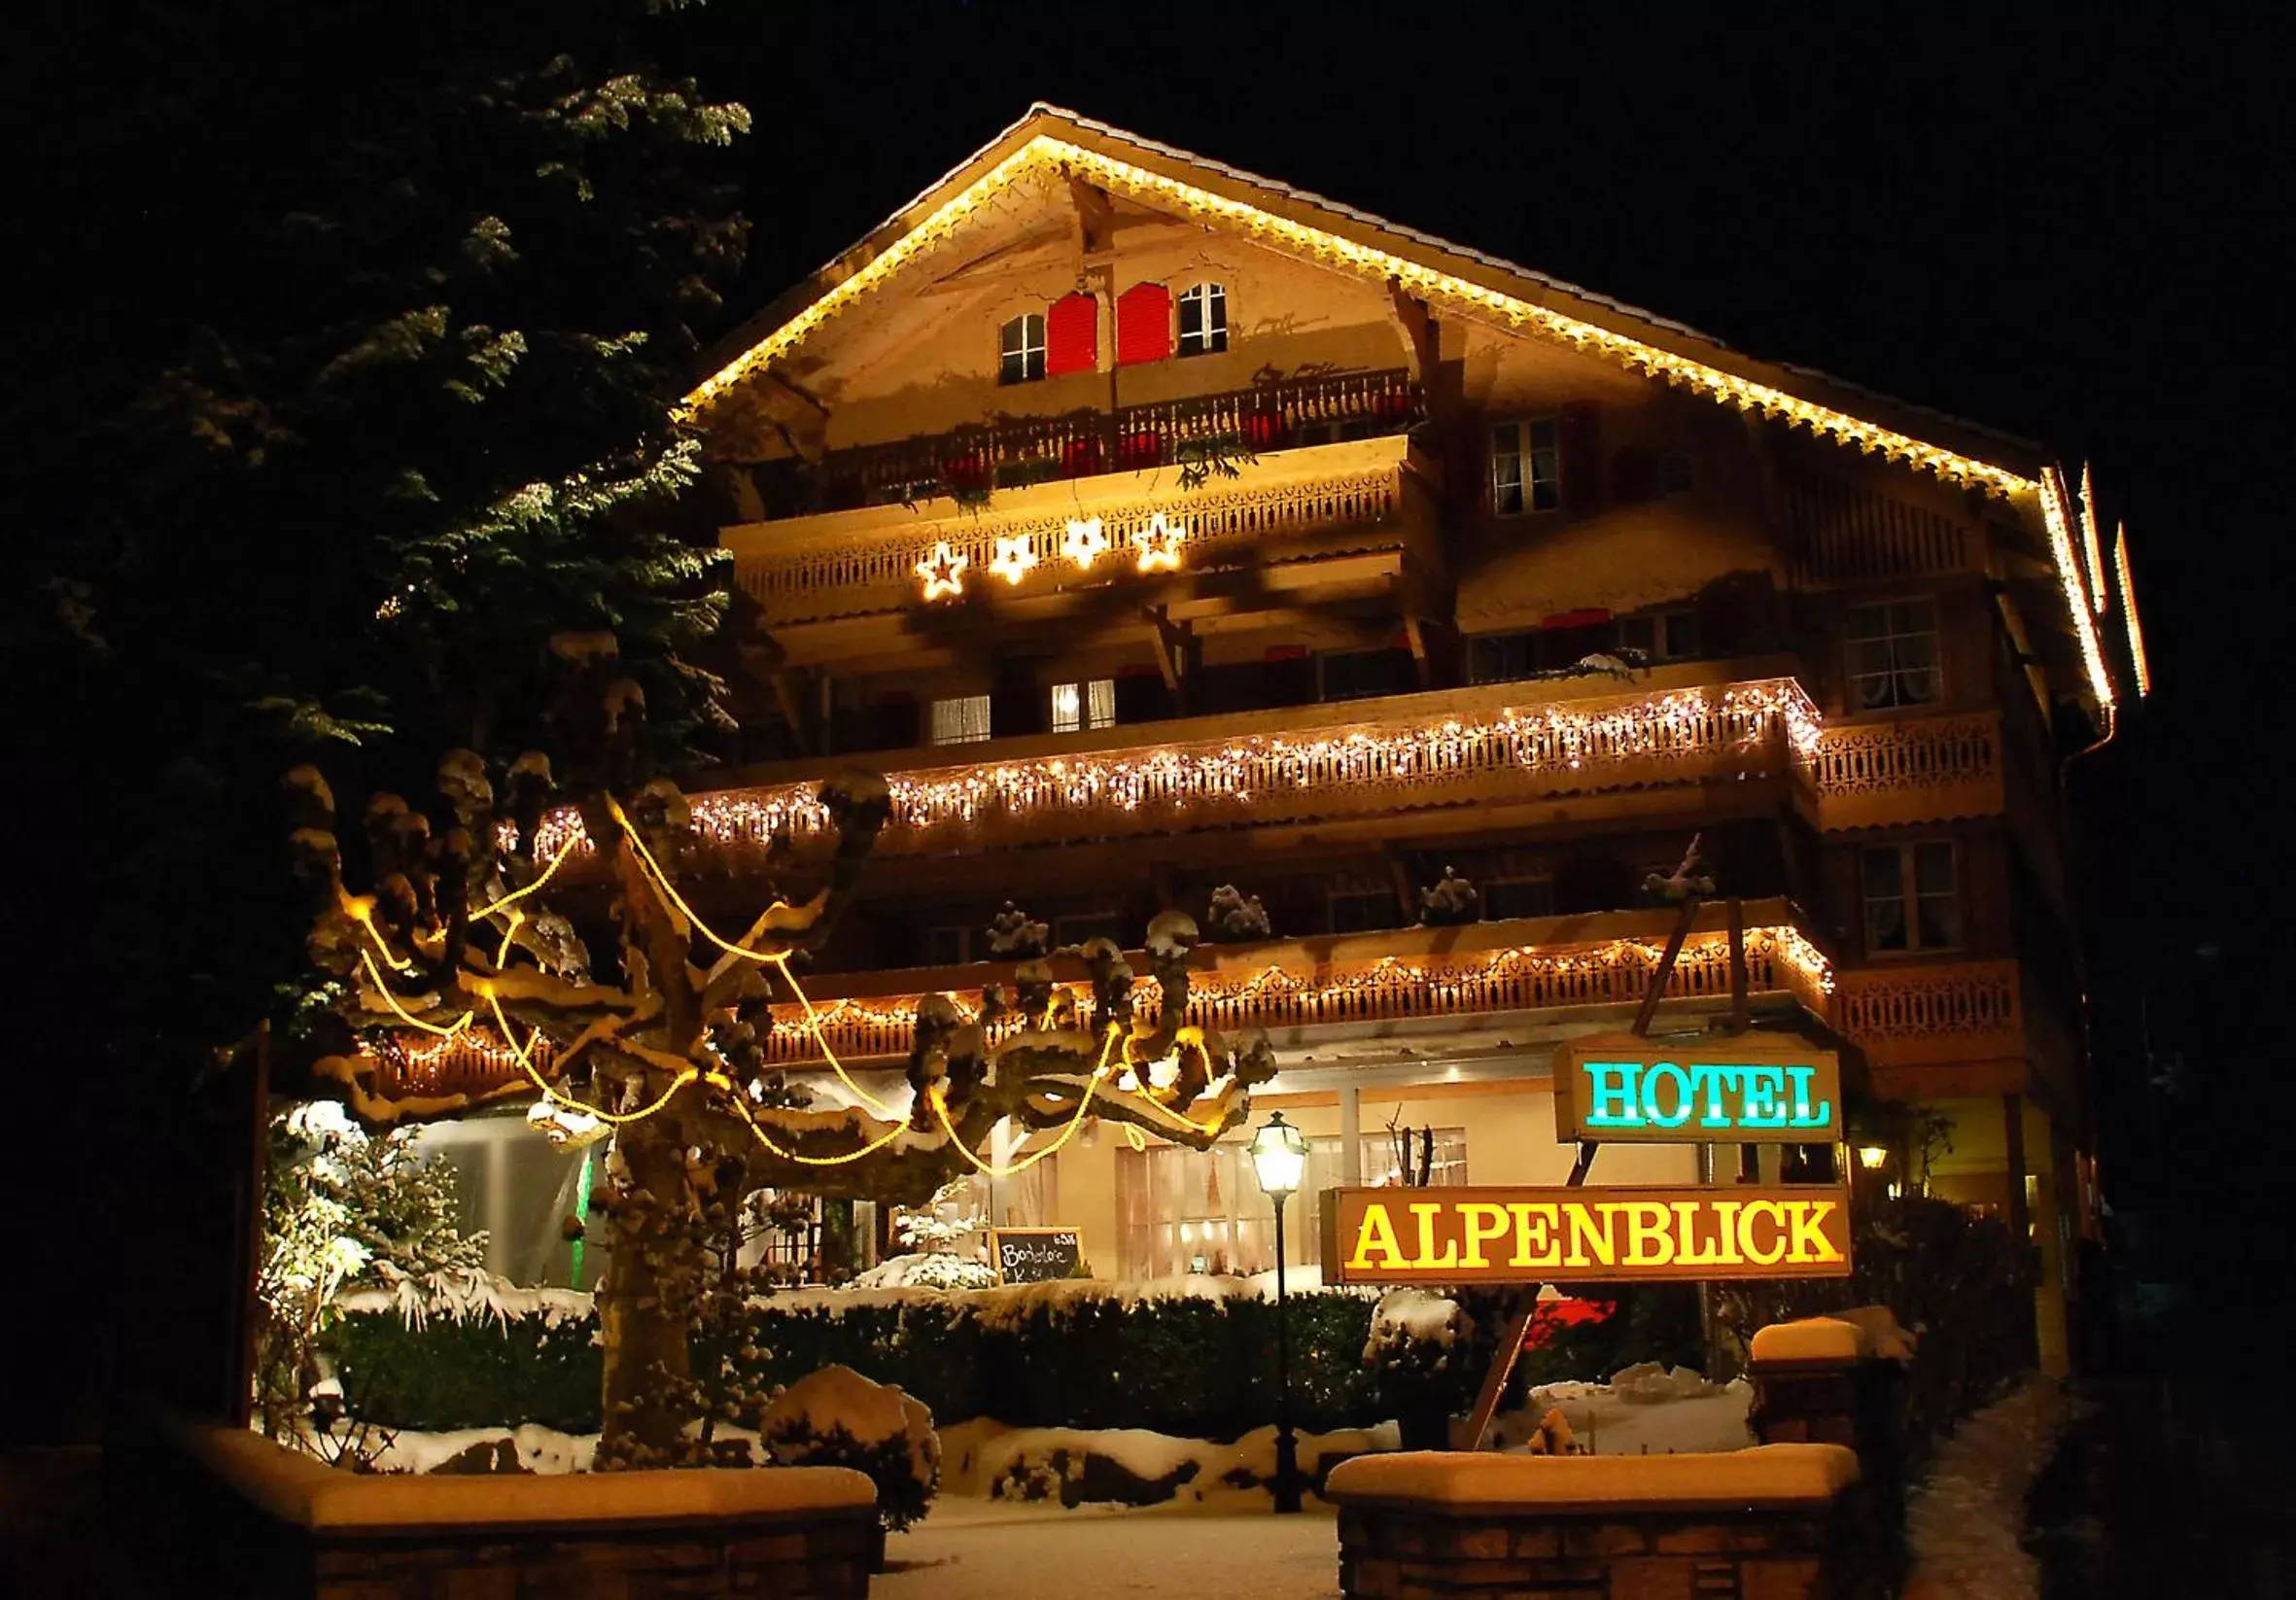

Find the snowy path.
xmin=1902 ymin=1377 xmax=2069 ymax=1600
xmin=879 ymin=1496 xmax=1342 ymax=1600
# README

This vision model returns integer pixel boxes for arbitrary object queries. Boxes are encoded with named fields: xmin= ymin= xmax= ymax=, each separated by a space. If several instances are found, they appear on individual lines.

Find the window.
xmin=1481 ymin=876 xmax=1555 ymax=922
xmin=925 ymin=925 xmax=975 ymax=966
xmin=1469 ymin=630 xmax=1539 ymax=684
xmin=1491 ymin=418 xmax=1561 ymax=514
xmin=1176 ymin=282 xmax=1228 ymax=356
xmin=1054 ymin=911 xmax=1126 ymax=949
xmin=1861 ymin=841 xmax=1962 ymax=954
xmin=928 ymin=694 xmax=992 ymax=747
xmin=1050 ymin=678 xmax=1117 ymax=734
xmin=1328 ymin=885 xmax=1403 ymax=935
xmin=1117 ymin=1143 xmax=1272 ymax=1278
xmin=1318 ymin=646 xmax=1413 ymax=703
xmin=1845 ymin=598 xmax=1940 ymax=710
xmin=1618 ymin=608 xmax=1701 ymax=663
xmin=998 ymin=313 xmax=1046 ymax=384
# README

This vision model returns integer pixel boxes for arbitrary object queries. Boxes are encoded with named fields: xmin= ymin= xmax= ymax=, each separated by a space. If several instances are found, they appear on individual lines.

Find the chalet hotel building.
xmin=399 ymin=107 xmax=2149 ymax=1375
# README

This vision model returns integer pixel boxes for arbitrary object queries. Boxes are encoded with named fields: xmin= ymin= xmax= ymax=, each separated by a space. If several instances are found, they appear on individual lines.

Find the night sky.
xmin=658 ymin=5 xmax=2287 ymax=1235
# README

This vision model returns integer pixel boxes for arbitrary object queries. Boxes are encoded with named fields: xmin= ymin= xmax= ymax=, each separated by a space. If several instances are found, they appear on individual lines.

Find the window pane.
xmin=1846 ymin=604 xmax=1887 ymax=641
xmin=929 ymin=695 xmax=992 ymax=746
xmin=1913 ymin=842 xmax=1956 ymax=894
xmin=1890 ymin=598 xmax=1936 ymax=635
xmin=1178 ymin=293 xmax=1202 ymax=340
xmin=1050 ymin=681 xmax=1081 ymax=735
xmin=1861 ymin=847 xmax=1905 ymax=898
xmin=1916 ymin=890 xmax=1962 ymax=949
xmin=1086 ymin=678 xmax=1117 ymax=729
xmin=1663 ymin=611 xmax=1700 ymax=659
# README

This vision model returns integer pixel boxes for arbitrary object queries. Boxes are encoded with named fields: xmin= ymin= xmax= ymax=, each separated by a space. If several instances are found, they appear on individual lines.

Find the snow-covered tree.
xmin=1204 ymin=885 xmax=1273 ymax=943
xmin=1418 ymin=865 xmax=1481 ymax=926
xmin=279 ymin=667 xmax=1279 ymax=1457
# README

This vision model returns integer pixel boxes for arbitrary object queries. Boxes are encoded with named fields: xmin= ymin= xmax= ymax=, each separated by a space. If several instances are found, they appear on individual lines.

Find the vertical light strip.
xmin=2113 ymin=524 xmax=2153 ymax=699
xmin=2038 ymin=468 xmax=2118 ymax=718
xmin=2078 ymin=464 xmax=2109 ymax=614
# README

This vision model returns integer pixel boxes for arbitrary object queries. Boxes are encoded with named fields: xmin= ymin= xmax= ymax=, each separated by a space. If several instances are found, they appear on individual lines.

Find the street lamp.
xmin=1248 ymin=1111 xmax=1309 ymax=1514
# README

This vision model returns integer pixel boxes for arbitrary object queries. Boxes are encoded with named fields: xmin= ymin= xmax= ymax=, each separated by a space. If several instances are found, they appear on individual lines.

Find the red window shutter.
xmin=1264 ymin=644 xmax=1310 ymax=662
xmin=1047 ymin=293 xmax=1097 ymax=376
xmin=1560 ymin=400 xmax=1603 ymax=516
xmin=1541 ymin=609 xmax=1612 ymax=631
xmin=1116 ymin=283 xmax=1172 ymax=365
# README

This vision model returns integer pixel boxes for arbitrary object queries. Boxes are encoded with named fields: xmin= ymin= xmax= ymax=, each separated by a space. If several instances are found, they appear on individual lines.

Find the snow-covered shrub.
xmin=849 ymin=1252 xmax=997 ymax=1292
xmin=1204 ymin=885 xmax=1271 ymax=943
xmin=985 ymin=901 xmax=1048 ymax=958
xmin=762 ymin=1366 xmax=939 ymax=1531
xmin=1417 ymin=865 xmax=1480 ymax=925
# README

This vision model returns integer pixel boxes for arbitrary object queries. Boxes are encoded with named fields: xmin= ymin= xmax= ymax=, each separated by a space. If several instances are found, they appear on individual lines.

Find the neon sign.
xmin=1552 ymin=1031 xmax=1841 ymax=1144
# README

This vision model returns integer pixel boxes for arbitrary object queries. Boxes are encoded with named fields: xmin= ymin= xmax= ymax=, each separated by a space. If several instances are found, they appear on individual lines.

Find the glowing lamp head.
xmin=1248 ymin=1111 xmax=1309 ymax=1200
xmin=1858 ymin=1144 xmax=1890 ymax=1170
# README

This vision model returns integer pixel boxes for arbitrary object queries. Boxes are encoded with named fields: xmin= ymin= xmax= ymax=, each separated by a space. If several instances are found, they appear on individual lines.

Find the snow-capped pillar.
xmin=1340 ymin=1083 xmax=1362 ymax=1187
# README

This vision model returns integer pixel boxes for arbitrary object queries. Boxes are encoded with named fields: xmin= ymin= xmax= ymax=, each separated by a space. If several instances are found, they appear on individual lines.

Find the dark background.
xmin=665 ymin=3 xmax=2284 ymax=1302
xmin=11 ymin=3 xmax=2287 ymax=1445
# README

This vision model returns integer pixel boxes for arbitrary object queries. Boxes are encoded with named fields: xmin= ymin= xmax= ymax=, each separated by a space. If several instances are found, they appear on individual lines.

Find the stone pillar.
xmin=1340 ymin=1083 xmax=1362 ymax=1186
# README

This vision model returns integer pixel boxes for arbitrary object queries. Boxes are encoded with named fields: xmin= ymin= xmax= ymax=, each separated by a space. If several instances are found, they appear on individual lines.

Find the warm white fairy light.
xmin=529 ymin=679 xmax=1821 ymax=862
xmin=1131 ymin=510 xmax=1187 ymax=574
xmin=2037 ymin=468 xmax=2117 ymax=720
xmin=1062 ymin=515 xmax=1111 ymax=570
xmin=2114 ymin=525 xmax=2152 ymax=699
xmin=2077 ymin=465 xmax=2108 ymax=615
xmin=916 ymin=539 xmax=967 ymax=600
xmin=989 ymin=535 xmax=1039 ymax=585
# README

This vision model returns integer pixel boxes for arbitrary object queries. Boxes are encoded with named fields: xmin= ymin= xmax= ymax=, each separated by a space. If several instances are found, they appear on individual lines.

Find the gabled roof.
xmin=689 ymin=105 xmax=2118 ymax=721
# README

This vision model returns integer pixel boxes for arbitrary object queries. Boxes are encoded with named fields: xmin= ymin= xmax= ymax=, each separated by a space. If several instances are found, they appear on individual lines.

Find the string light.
xmin=2114 ymin=525 xmax=2152 ymax=699
xmin=916 ymin=540 xmax=967 ymax=601
xmin=470 ymin=833 xmax=578 ymax=922
xmin=989 ymin=535 xmax=1039 ymax=585
xmin=2037 ymin=468 xmax=2117 ymax=721
xmin=1062 ymin=515 xmax=1111 ymax=570
xmin=359 ymin=949 xmax=473 ymax=1037
xmin=1131 ymin=510 xmax=1187 ymax=574
xmin=2077 ymin=465 xmax=2108 ymax=617
xmin=538 ymin=679 xmax=1822 ymax=862
xmin=927 ymin=1024 xmax=1123 ymax=1180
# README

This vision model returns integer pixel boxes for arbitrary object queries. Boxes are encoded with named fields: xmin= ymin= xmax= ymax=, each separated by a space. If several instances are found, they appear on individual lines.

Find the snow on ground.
xmin=879 ymin=1496 xmax=1342 ymax=1600
xmin=1902 ymin=1377 xmax=2070 ymax=1600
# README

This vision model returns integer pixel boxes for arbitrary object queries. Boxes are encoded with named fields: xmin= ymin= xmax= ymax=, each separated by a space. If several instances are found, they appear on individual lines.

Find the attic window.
xmin=999 ymin=313 xmax=1047 ymax=384
xmin=1177 ymin=283 xmax=1227 ymax=356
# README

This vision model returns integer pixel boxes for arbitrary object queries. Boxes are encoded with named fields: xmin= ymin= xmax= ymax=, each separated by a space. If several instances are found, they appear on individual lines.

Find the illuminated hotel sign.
xmin=1551 ymin=1031 xmax=1842 ymax=1144
xmin=1320 ymin=1185 xmax=1853 ymax=1285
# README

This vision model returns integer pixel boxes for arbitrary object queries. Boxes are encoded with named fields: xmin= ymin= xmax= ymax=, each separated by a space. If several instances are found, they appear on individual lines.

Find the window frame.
xmin=1176 ymin=282 xmax=1228 ymax=357
xmin=927 ymin=693 xmax=993 ymax=747
xmin=1860 ymin=839 xmax=1964 ymax=957
xmin=1618 ymin=606 xmax=1701 ymax=664
xmin=1844 ymin=596 xmax=1943 ymax=712
xmin=1480 ymin=875 xmax=1557 ymax=922
xmin=1050 ymin=678 xmax=1118 ymax=735
xmin=924 ymin=924 xmax=976 ymax=967
xmin=1489 ymin=417 xmax=1562 ymax=515
xmin=998 ymin=312 xmax=1048 ymax=385
xmin=1326 ymin=885 xmax=1404 ymax=936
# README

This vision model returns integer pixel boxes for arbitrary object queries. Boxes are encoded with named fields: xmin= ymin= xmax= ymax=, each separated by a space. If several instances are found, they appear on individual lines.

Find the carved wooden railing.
xmin=794 ymin=367 xmax=1421 ymax=510
xmin=728 ymin=434 xmax=1411 ymax=627
xmin=365 ymin=916 xmax=1833 ymax=1097
xmin=1780 ymin=470 xmax=1975 ymax=584
xmin=535 ymin=675 xmax=1821 ymax=865
xmin=1830 ymin=957 xmax=2024 ymax=1069
xmin=1807 ymin=713 xmax=2005 ymax=830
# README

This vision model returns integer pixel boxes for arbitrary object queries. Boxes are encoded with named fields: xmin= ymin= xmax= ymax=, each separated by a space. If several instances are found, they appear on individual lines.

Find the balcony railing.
xmin=782 ymin=368 xmax=1421 ymax=513
xmin=363 ymin=925 xmax=2031 ymax=1104
xmin=1808 ymin=712 xmax=2005 ymax=830
xmin=537 ymin=671 xmax=1821 ymax=865
xmin=727 ymin=434 xmax=1413 ymax=628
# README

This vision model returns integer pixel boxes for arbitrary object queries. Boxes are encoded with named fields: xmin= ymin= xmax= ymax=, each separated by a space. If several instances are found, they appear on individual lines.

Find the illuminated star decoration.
xmin=989 ymin=535 xmax=1039 ymax=586
xmin=916 ymin=539 xmax=968 ymax=600
xmin=1132 ymin=510 xmax=1187 ymax=574
xmin=1062 ymin=515 xmax=1111 ymax=571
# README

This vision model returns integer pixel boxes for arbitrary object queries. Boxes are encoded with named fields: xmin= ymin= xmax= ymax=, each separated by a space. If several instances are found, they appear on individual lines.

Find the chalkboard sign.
xmin=991 ymin=1228 xmax=1083 ymax=1284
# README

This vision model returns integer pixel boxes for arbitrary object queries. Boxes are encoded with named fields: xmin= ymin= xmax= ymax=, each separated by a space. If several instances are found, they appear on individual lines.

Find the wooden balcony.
xmin=767 ymin=367 xmax=1422 ymax=516
xmin=724 ymin=432 xmax=1419 ymax=630
xmin=364 ymin=911 xmax=2037 ymax=1109
xmin=1807 ymin=712 xmax=2005 ymax=831
xmin=539 ymin=665 xmax=1821 ymax=867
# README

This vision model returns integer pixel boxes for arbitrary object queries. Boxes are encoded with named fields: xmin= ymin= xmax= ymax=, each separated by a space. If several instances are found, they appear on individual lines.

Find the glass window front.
xmin=1845 ymin=598 xmax=1941 ymax=710
xmin=999 ymin=313 xmax=1047 ymax=384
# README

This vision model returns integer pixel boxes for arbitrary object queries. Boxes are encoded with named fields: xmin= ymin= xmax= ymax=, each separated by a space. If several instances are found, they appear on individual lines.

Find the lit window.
xmin=928 ymin=694 xmax=992 ymax=747
xmin=999 ymin=313 xmax=1046 ymax=385
xmin=1491 ymin=418 xmax=1560 ymax=515
xmin=1846 ymin=598 xmax=1941 ymax=710
xmin=1050 ymin=678 xmax=1117 ymax=734
xmin=1861 ymin=841 xmax=1961 ymax=954
xmin=1176 ymin=283 xmax=1228 ymax=356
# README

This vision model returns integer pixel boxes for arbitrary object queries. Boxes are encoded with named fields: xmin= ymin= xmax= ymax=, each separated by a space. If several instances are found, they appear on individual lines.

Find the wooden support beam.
xmin=1068 ymin=178 xmax=1116 ymax=258
xmin=1142 ymin=605 xmax=1192 ymax=708
xmin=1385 ymin=276 xmax=1439 ymax=388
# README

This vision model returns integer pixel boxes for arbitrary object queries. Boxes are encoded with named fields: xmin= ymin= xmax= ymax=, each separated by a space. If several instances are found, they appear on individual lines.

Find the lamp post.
xmin=1248 ymin=1111 xmax=1309 ymax=1514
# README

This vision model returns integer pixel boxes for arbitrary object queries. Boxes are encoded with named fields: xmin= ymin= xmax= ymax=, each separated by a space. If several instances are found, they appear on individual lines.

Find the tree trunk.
xmin=598 ymin=1117 xmax=699 ymax=1460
